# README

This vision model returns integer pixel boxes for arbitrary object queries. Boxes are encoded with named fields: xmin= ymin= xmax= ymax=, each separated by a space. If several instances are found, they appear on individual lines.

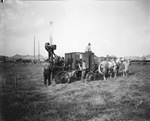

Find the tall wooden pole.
xmin=49 ymin=21 xmax=53 ymax=84
xmin=34 ymin=36 xmax=35 ymax=63
xmin=50 ymin=21 xmax=53 ymax=45
xmin=38 ymin=40 xmax=40 ymax=61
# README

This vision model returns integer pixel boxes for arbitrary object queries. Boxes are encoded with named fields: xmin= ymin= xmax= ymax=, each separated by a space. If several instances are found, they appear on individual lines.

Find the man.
xmin=78 ymin=59 xmax=87 ymax=83
xmin=85 ymin=43 xmax=91 ymax=52
xmin=42 ymin=59 xmax=51 ymax=86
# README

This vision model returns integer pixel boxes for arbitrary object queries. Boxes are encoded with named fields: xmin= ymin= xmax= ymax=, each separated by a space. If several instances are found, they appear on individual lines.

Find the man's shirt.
xmin=78 ymin=61 xmax=86 ymax=70
xmin=42 ymin=62 xmax=51 ymax=72
xmin=85 ymin=45 xmax=91 ymax=52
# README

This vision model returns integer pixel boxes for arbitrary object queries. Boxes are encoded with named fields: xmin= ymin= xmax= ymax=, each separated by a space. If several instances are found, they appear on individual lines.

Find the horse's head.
xmin=98 ymin=58 xmax=101 ymax=64
xmin=116 ymin=58 xmax=120 ymax=64
xmin=122 ymin=59 xmax=131 ymax=69
xmin=127 ymin=59 xmax=131 ymax=65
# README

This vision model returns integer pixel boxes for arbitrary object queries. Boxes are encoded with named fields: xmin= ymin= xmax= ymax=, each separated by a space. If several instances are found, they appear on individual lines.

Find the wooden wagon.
xmin=52 ymin=51 xmax=101 ymax=84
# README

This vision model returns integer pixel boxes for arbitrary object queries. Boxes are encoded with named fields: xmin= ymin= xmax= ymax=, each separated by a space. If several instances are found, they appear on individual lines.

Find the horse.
xmin=98 ymin=59 xmax=120 ymax=80
xmin=120 ymin=59 xmax=131 ymax=76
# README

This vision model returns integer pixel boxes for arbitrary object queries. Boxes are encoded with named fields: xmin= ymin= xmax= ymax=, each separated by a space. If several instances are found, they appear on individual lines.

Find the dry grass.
xmin=1 ymin=63 xmax=150 ymax=121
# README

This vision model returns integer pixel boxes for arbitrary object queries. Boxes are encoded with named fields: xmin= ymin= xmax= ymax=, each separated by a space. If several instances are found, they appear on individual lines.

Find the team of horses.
xmin=97 ymin=58 xmax=131 ymax=80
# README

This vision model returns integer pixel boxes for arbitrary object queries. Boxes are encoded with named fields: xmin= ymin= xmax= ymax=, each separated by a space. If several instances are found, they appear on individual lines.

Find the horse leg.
xmin=124 ymin=71 xmax=126 ymax=76
xmin=114 ymin=69 xmax=117 ymax=77
xmin=126 ymin=71 xmax=129 ymax=77
xmin=123 ymin=70 xmax=125 ymax=77
xmin=109 ymin=70 xmax=113 ymax=78
xmin=103 ymin=72 xmax=107 ymax=80
xmin=115 ymin=68 xmax=118 ymax=78
xmin=103 ymin=76 xmax=106 ymax=80
xmin=114 ymin=72 xmax=117 ymax=78
xmin=110 ymin=72 xmax=112 ymax=79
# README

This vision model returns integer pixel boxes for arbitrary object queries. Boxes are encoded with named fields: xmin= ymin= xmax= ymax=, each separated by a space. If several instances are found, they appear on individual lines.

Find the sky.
xmin=0 ymin=0 xmax=150 ymax=57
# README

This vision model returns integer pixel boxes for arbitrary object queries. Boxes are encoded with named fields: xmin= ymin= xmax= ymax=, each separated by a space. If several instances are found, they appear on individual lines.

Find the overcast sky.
xmin=0 ymin=0 xmax=150 ymax=57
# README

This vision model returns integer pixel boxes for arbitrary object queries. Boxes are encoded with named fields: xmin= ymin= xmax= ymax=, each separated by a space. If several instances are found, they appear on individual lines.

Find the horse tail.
xmin=98 ymin=63 xmax=103 ymax=74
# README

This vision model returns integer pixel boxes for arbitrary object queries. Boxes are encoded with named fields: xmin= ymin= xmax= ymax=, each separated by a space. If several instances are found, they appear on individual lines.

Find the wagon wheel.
xmin=53 ymin=71 xmax=70 ymax=84
xmin=69 ymin=70 xmax=82 ymax=83
xmin=74 ymin=70 xmax=82 ymax=80
xmin=86 ymin=71 xmax=94 ymax=82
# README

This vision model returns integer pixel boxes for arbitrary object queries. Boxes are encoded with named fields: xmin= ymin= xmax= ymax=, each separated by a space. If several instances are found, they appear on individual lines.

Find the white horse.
xmin=98 ymin=59 xmax=120 ymax=80
xmin=121 ymin=59 xmax=131 ymax=76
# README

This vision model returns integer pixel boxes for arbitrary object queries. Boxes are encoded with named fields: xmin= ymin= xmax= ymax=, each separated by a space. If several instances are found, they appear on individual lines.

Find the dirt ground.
xmin=1 ymin=63 xmax=150 ymax=121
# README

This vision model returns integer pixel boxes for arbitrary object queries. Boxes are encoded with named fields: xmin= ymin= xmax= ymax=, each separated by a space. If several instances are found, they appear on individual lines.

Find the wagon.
xmin=52 ymin=51 xmax=101 ymax=84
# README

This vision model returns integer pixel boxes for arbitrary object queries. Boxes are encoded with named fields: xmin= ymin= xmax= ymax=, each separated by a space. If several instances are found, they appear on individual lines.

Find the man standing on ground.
xmin=42 ymin=59 xmax=51 ymax=86
xmin=78 ymin=59 xmax=87 ymax=83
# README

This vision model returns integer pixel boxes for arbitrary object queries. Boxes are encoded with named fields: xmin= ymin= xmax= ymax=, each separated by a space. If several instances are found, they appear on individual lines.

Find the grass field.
xmin=1 ymin=63 xmax=150 ymax=121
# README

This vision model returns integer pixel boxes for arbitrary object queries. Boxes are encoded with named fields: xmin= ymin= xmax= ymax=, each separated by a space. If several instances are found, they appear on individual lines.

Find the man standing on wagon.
xmin=85 ymin=43 xmax=92 ymax=52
